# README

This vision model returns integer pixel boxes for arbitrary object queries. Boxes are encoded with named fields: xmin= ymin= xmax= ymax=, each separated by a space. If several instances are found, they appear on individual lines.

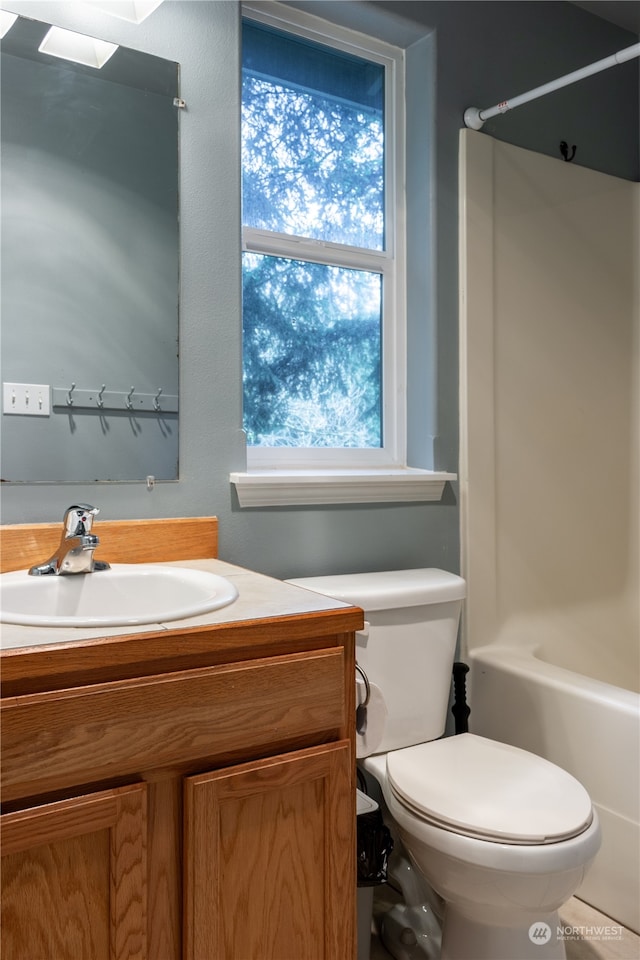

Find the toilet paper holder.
xmin=355 ymin=662 xmax=371 ymax=734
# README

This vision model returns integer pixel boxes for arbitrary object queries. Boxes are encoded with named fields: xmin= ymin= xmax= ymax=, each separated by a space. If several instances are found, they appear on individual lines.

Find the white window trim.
xmin=230 ymin=467 xmax=456 ymax=508
xmin=233 ymin=2 xmax=455 ymax=506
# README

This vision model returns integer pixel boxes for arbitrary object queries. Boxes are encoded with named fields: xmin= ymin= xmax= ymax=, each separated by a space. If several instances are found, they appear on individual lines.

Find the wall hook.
xmin=67 ymin=382 xmax=76 ymax=406
xmin=560 ymin=141 xmax=577 ymax=162
xmin=153 ymin=387 xmax=163 ymax=411
xmin=126 ymin=386 xmax=135 ymax=410
xmin=97 ymin=384 xmax=106 ymax=408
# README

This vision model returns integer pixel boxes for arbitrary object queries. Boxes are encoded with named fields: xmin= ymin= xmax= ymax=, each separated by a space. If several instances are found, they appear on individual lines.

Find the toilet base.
xmin=379 ymin=849 xmax=442 ymax=960
xmin=441 ymin=907 xmax=566 ymax=960
xmin=381 ymin=903 xmax=440 ymax=960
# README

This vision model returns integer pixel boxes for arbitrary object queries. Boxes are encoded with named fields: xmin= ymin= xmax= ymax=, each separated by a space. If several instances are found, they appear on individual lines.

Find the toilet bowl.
xmin=365 ymin=738 xmax=601 ymax=960
xmin=287 ymin=570 xmax=601 ymax=960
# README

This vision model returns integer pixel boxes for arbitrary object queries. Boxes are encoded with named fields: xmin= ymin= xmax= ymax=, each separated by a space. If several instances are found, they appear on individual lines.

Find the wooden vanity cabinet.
xmin=1 ymin=624 xmax=359 ymax=960
xmin=0 ymin=518 xmax=362 ymax=958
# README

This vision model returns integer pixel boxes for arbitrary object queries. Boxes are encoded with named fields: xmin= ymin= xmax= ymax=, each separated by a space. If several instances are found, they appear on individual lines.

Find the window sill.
xmin=229 ymin=468 xmax=456 ymax=507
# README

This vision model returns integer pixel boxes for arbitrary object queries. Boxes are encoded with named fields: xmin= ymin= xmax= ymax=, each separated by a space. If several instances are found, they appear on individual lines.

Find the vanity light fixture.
xmin=38 ymin=25 xmax=118 ymax=69
xmin=0 ymin=10 xmax=18 ymax=38
xmin=86 ymin=1 xmax=164 ymax=24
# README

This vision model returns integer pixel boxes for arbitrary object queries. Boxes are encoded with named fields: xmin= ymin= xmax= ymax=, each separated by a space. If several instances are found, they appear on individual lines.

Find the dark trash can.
xmin=356 ymin=789 xmax=394 ymax=960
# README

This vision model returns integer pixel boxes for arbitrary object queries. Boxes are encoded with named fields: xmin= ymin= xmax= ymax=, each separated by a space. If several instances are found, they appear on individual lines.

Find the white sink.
xmin=0 ymin=564 xmax=239 ymax=628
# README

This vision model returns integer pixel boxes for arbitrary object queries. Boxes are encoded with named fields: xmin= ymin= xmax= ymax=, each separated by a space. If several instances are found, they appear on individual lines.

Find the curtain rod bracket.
xmin=463 ymin=107 xmax=484 ymax=130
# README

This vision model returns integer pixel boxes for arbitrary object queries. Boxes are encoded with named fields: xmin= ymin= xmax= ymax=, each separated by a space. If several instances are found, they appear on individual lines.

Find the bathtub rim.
xmin=469 ymin=642 xmax=639 ymax=713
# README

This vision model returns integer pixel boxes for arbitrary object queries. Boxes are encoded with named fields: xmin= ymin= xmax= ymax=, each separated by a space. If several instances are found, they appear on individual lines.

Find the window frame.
xmin=241 ymin=1 xmax=406 ymax=470
xmin=233 ymin=2 xmax=455 ymax=506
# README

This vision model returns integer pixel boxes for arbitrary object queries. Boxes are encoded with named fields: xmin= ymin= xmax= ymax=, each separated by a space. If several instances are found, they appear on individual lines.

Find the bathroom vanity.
xmin=0 ymin=518 xmax=362 ymax=959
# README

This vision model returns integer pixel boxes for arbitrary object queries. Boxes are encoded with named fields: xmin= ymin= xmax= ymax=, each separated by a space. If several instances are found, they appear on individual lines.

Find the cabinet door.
xmin=1 ymin=782 xmax=147 ymax=960
xmin=184 ymin=741 xmax=355 ymax=960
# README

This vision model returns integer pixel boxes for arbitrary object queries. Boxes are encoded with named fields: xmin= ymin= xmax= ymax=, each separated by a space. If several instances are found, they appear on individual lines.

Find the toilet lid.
xmin=386 ymin=734 xmax=593 ymax=844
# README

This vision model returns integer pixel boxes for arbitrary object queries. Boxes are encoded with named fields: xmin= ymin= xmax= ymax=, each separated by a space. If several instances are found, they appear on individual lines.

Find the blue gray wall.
xmin=1 ymin=0 xmax=637 ymax=581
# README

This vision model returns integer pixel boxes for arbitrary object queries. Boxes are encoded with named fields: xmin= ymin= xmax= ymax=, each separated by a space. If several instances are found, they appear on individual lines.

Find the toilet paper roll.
xmin=355 ymin=676 xmax=388 ymax=759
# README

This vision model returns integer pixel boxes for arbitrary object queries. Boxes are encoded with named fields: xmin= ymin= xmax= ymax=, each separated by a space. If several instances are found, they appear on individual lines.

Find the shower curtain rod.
xmin=464 ymin=41 xmax=640 ymax=129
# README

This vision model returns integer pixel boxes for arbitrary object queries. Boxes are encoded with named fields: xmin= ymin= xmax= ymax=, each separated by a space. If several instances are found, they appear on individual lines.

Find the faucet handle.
xmin=63 ymin=504 xmax=99 ymax=537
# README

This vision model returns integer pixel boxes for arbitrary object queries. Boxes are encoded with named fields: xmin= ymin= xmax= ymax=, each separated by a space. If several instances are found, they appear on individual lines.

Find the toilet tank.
xmin=286 ymin=569 xmax=466 ymax=753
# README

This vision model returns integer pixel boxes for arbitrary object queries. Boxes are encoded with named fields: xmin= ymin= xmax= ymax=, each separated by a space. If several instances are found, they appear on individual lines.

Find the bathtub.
xmin=468 ymin=633 xmax=640 ymax=934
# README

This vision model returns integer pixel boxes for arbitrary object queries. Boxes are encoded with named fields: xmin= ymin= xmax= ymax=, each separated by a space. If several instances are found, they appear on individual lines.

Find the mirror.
xmin=1 ymin=14 xmax=179 ymax=482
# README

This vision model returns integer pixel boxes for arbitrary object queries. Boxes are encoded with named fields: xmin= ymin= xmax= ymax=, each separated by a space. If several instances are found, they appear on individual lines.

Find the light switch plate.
xmin=3 ymin=382 xmax=51 ymax=416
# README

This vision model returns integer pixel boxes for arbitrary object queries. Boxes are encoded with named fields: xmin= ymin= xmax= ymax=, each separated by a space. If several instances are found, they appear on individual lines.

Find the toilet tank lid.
xmin=286 ymin=568 xmax=466 ymax=611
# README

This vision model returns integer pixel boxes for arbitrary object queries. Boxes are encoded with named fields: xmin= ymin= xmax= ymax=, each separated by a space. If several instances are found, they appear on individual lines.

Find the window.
xmin=233 ymin=4 xmax=454 ymax=505
xmin=242 ymin=5 xmax=402 ymax=461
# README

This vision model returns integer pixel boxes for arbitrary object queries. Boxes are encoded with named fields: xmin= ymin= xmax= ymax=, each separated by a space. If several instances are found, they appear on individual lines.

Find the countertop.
xmin=0 ymin=558 xmax=351 ymax=651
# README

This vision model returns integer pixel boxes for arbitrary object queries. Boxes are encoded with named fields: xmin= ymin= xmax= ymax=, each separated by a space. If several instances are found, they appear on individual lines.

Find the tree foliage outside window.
xmin=242 ymin=18 xmax=387 ymax=450
xmin=243 ymin=254 xmax=382 ymax=446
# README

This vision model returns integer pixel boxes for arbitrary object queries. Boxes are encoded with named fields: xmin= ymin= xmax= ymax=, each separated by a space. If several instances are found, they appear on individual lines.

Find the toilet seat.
xmin=386 ymin=733 xmax=593 ymax=844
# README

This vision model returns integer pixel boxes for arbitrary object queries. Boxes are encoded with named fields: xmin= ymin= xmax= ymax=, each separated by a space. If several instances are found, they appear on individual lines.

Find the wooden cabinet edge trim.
xmin=1 ymin=612 xmax=363 ymax=696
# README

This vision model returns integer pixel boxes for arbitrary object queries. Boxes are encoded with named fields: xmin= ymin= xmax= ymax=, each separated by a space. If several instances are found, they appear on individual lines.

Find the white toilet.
xmin=288 ymin=569 xmax=601 ymax=960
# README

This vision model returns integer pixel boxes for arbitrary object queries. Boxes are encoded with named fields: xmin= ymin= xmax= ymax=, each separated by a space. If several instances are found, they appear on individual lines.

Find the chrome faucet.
xmin=29 ymin=504 xmax=111 ymax=576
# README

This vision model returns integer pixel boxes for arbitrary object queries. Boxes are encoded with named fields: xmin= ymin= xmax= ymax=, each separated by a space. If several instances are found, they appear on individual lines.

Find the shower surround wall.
xmin=460 ymin=129 xmax=639 ymax=931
